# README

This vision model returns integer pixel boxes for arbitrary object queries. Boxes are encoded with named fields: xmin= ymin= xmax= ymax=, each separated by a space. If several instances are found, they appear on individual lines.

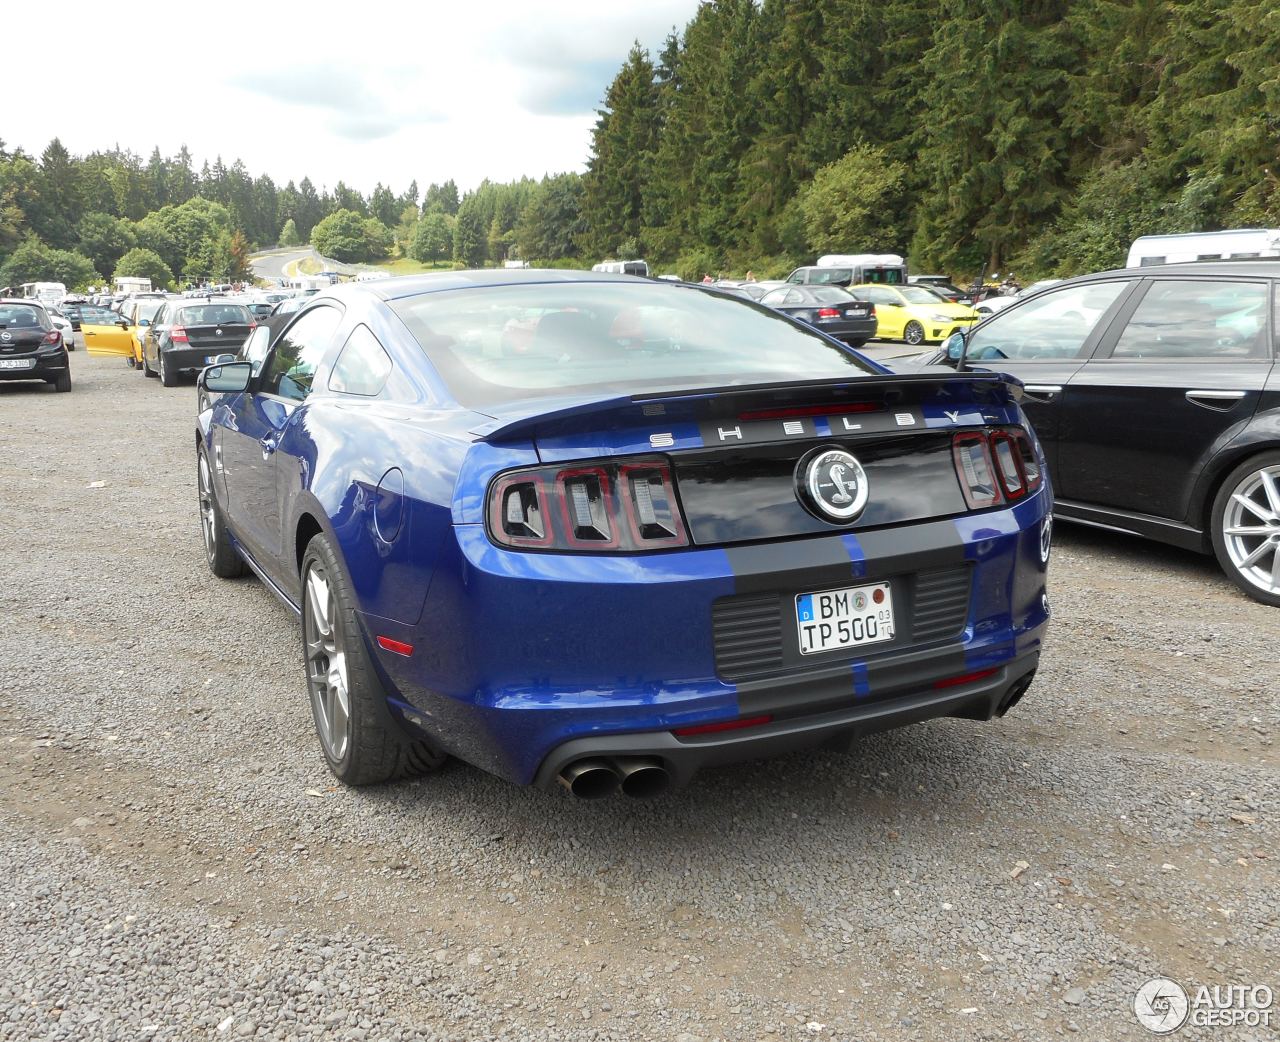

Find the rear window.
xmin=179 ymin=304 xmax=252 ymax=326
xmin=389 ymin=282 xmax=878 ymax=408
xmin=0 ymin=304 xmax=50 ymax=330
xmin=808 ymin=287 xmax=856 ymax=304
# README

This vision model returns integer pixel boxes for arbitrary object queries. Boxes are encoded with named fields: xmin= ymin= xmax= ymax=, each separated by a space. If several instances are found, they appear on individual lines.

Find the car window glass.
xmin=784 ymin=289 xmax=803 ymax=305
xmin=328 ymin=325 xmax=393 ymax=397
xmin=859 ymin=287 xmax=894 ymax=305
xmin=760 ymin=289 xmax=788 ymax=305
xmin=242 ymin=326 xmax=273 ymax=376
xmin=810 ymin=287 xmax=854 ymax=304
xmin=262 ymin=306 xmax=342 ymax=401
xmin=1111 ymin=280 xmax=1270 ymax=360
xmin=967 ymin=281 xmax=1128 ymax=361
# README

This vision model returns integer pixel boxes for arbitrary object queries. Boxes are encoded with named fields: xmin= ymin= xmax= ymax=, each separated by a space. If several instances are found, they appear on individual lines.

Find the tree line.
xmin=0 ymin=137 xmax=587 ymax=290
xmin=582 ymin=0 xmax=1279 ymax=279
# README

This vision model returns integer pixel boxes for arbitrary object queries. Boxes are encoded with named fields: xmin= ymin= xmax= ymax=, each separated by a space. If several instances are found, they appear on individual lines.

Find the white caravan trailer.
xmin=1126 ymin=229 xmax=1280 ymax=267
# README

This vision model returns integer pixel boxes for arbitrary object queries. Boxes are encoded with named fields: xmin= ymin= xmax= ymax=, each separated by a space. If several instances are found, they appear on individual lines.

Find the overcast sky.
xmin=7 ymin=1 xmax=698 ymax=196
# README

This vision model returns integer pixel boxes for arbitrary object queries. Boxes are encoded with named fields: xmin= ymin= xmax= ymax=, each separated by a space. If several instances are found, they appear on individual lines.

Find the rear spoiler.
xmin=469 ymin=372 xmax=1022 ymax=443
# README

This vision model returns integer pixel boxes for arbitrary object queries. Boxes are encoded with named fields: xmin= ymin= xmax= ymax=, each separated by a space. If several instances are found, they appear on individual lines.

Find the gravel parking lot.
xmin=1 ymin=354 xmax=1277 ymax=1042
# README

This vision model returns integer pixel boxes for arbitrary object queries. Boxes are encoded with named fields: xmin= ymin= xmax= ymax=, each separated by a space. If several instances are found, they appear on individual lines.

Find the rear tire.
xmin=160 ymin=350 xmax=178 ymax=387
xmin=904 ymin=321 xmax=925 ymax=346
xmin=52 ymin=370 xmax=71 ymax=393
xmin=301 ymin=533 xmax=447 ymax=785
xmin=197 ymin=446 xmax=245 ymax=579
xmin=1210 ymin=451 xmax=1280 ymax=607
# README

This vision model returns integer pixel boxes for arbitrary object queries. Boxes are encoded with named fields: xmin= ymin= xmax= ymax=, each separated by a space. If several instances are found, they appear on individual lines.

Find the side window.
xmin=783 ymin=289 xmax=804 ymax=305
xmin=860 ymin=287 xmax=894 ymax=306
xmin=262 ymin=306 xmax=342 ymax=401
xmin=328 ymin=324 xmax=393 ymax=396
xmin=1110 ymin=280 xmax=1270 ymax=360
xmin=241 ymin=325 xmax=273 ymax=376
xmin=967 ymin=281 xmax=1128 ymax=361
xmin=787 ymin=270 xmax=805 ymax=284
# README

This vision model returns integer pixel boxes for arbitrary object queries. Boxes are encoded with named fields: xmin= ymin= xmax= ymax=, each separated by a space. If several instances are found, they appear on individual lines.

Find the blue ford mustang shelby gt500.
xmin=196 ymin=270 xmax=1052 ymax=798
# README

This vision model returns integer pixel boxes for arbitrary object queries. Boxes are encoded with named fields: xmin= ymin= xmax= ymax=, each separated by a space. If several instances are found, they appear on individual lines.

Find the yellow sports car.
xmin=80 ymin=305 xmax=137 ymax=362
xmin=852 ymin=284 xmax=980 ymax=345
xmin=123 ymin=297 xmax=167 ymax=368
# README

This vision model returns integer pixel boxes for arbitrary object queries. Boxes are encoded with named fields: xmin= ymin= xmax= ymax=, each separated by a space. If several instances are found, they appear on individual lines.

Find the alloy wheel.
xmin=304 ymin=562 xmax=351 ymax=761
xmin=904 ymin=322 xmax=924 ymax=345
xmin=197 ymin=453 xmax=216 ymax=562
xmin=1221 ymin=464 xmax=1280 ymax=596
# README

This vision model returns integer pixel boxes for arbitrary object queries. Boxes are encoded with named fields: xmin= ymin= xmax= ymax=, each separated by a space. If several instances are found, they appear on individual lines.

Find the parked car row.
xmin=0 ymin=298 xmax=72 ymax=391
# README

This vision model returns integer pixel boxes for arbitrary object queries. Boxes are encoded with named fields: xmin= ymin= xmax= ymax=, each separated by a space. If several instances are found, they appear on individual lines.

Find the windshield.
xmin=135 ymin=301 xmax=165 ymax=323
xmin=390 ymin=282 xmax=878 ymax=408
xmin=809 ymin=268 xmax=852 ymax=286
xmin=898 ymin=286 xmax=949 ymax=304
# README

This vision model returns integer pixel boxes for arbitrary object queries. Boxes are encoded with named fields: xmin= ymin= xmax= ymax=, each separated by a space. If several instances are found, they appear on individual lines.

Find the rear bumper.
xmin=813 ymin=317 xmax=877 ymax=342
xmin=532 ymin=651 xmax=1039 ymax=790
xmin=0 ymin=351 xmax=68 ymax=380
xmin=163 ymin=346 xmax=236 ymax=371
xmin=373 ymin=489 xmax=1052 ymax=787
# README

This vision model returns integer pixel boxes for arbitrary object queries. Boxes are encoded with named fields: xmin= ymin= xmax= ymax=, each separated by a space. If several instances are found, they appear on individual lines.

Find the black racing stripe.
xmin=864 ymin=644 xmax=969 ymax=699
xmin=724 ymin=536 xmax=856 ymax=596
xmin=854 ymin=518 xmax=968 ymax=575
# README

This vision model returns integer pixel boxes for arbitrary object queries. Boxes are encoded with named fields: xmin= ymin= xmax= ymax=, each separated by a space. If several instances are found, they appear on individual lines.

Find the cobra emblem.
xmin=828 ymin=463 xmax=854 ymax=505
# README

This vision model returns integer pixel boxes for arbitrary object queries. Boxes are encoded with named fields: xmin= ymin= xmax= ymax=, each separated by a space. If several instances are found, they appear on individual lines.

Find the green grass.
xmin=368 ymin=257 xmax=457 ymax=275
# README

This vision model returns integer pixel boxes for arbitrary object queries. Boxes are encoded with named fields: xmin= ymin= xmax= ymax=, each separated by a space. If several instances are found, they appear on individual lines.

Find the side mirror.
xmin=118 ymin=319 xmax=129 ymax=327
xmin=200 ymin=360 xmax=252 ymax=393
xmin=943 ymin=331 xmax=966 ymax=366
xmin=139 ymin=318 xmax=150 ymax=327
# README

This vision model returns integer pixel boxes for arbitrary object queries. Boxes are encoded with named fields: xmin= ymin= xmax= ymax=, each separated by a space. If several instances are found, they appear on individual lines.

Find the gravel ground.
xmin=1 ymin=354 xmax=1276 ymax=1042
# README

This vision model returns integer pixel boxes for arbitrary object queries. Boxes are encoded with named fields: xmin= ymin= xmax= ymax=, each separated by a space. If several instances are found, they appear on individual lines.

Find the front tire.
xmin=143 ymin=349 xmax=157 ymax=378
xmin=301 ymin=533 xmax=447 ymax=785
xmin=160 ymin=350 xmax=178 ymax=387
xmin=125 ymin=354 xmax=136 ymax=369
xmin=904 ymin=321 xmax=925 ymax=346
xmin=197 ymin=447 xmax=245 ymax=578
xmin=1210 ymin=451 xmax=1280 ymax=606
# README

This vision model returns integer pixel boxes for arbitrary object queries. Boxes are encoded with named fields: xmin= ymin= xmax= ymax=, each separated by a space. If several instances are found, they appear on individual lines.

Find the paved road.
xmin=250 ymin=247 xmax=357 ymax=281
xmin=1 ymin=355 xmax=1276 ymax=1041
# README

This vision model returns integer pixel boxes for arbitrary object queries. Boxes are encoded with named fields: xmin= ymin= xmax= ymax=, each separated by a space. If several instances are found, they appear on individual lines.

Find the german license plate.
xmin=846 ymin=306 xmax=868 ymax=317
xmin=795 ymin=582 xmax=894 ymax=655
xmin=0 ymin=358 xmax=35 ymax=370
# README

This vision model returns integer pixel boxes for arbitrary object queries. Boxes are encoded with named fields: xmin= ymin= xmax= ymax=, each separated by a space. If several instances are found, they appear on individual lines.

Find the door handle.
xmin=1186 ymin=389 xmax=1246 ymax=410
xmin=1022 ymin=384 xmax=1063 ymax=402
xmin=259 ymin=433 xmax=279 ymax=458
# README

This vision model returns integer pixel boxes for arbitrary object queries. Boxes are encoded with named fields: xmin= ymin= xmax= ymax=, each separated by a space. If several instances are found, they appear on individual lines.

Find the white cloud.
xmin=5 ymin=0 xmax=694 ymax=194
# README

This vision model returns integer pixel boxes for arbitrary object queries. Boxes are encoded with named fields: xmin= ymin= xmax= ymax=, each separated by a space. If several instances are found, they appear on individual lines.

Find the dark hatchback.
xmin=143 ymin=300 xmax=255 ymax=387
xmin=0 ymin=299 xmax=71 ymax=391
xmin=758 ymin=285 xmax=878 ymax=347
xmin=919 ymin=261 xmax=1280 ymax=605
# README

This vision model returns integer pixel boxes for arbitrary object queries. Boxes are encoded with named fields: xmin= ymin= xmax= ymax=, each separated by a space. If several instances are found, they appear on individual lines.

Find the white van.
xmin=591 ymin=259 xmax=650 ymax=277
xmin=788 ymin=253 xmax=908 ymax=286
xmin=1126 ymin=229 xmax=1280 ymax=267
xmin=20 ymin=282 xmax=67 ymax=306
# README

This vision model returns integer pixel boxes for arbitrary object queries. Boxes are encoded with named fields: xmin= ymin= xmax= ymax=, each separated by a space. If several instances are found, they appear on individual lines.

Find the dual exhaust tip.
xmin=558 ymin=757 xmax=670 ymax=800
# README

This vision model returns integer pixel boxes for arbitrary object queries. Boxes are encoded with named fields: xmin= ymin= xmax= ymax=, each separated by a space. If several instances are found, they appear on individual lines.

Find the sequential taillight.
xmin=488 ymin=457 xmax=689 ymax=553
xmin=952 ymin=428 xmax=1043 ymax=510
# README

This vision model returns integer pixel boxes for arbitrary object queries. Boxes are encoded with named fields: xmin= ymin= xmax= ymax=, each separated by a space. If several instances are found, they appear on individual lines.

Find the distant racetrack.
xmin=250 ymin=247 xmax=357 ymax=281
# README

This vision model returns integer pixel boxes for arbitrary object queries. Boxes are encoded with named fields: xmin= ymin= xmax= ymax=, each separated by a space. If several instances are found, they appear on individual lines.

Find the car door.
xmin=144 ymin=304 xmax=169 ymax=368
xmin=217 ymin=305 xmax=343 ymax=576
xmin=81 ymin=308 xmax=135 ymax=357
xmin=858 ymin=286 xmax=903 ymax=339
xmin=1055 ymin=276 xmax=1275 ymax=522
xmin=962 ymin=278 xmax=1136 ymax=479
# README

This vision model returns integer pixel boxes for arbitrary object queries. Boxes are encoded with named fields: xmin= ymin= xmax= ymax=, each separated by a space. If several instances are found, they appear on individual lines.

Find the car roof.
xmin=0 ymin=298 xmax=47 ymax=308
xmin=1070 ymin=260 xmax=1280 ymax=281
xmin=323 ymin=267 xmax=687 ymax=303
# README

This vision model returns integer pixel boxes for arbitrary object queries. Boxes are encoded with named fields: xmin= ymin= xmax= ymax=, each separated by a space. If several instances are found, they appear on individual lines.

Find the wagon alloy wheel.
xmin=304 ymin=562 xmax=351 ymax=763
xmin=1221 ymin=463 xmax=1280 ymax=597
xmin=904 ymin=320 xmax=925 ymax=345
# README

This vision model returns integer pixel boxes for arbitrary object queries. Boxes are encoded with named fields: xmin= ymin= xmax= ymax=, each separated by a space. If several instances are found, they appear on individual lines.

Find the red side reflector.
xmin=673 ymin=714 xmax=773 ymax=737
xmin=376 ymin=636 xmax=414 ymax=657
xmin=933 ymin=667 xmax=999 ymax=690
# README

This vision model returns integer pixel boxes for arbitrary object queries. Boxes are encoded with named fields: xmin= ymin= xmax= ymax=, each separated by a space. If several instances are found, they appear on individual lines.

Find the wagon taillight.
xmin=488 ymin=458 xmax=689 ymax=552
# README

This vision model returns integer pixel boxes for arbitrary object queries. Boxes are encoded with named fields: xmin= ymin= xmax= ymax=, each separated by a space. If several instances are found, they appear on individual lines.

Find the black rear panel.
xmin=674 ymin=431 xmax=966 ymax=545
xmin=0 ymin=303 xmax=51 ymax=355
